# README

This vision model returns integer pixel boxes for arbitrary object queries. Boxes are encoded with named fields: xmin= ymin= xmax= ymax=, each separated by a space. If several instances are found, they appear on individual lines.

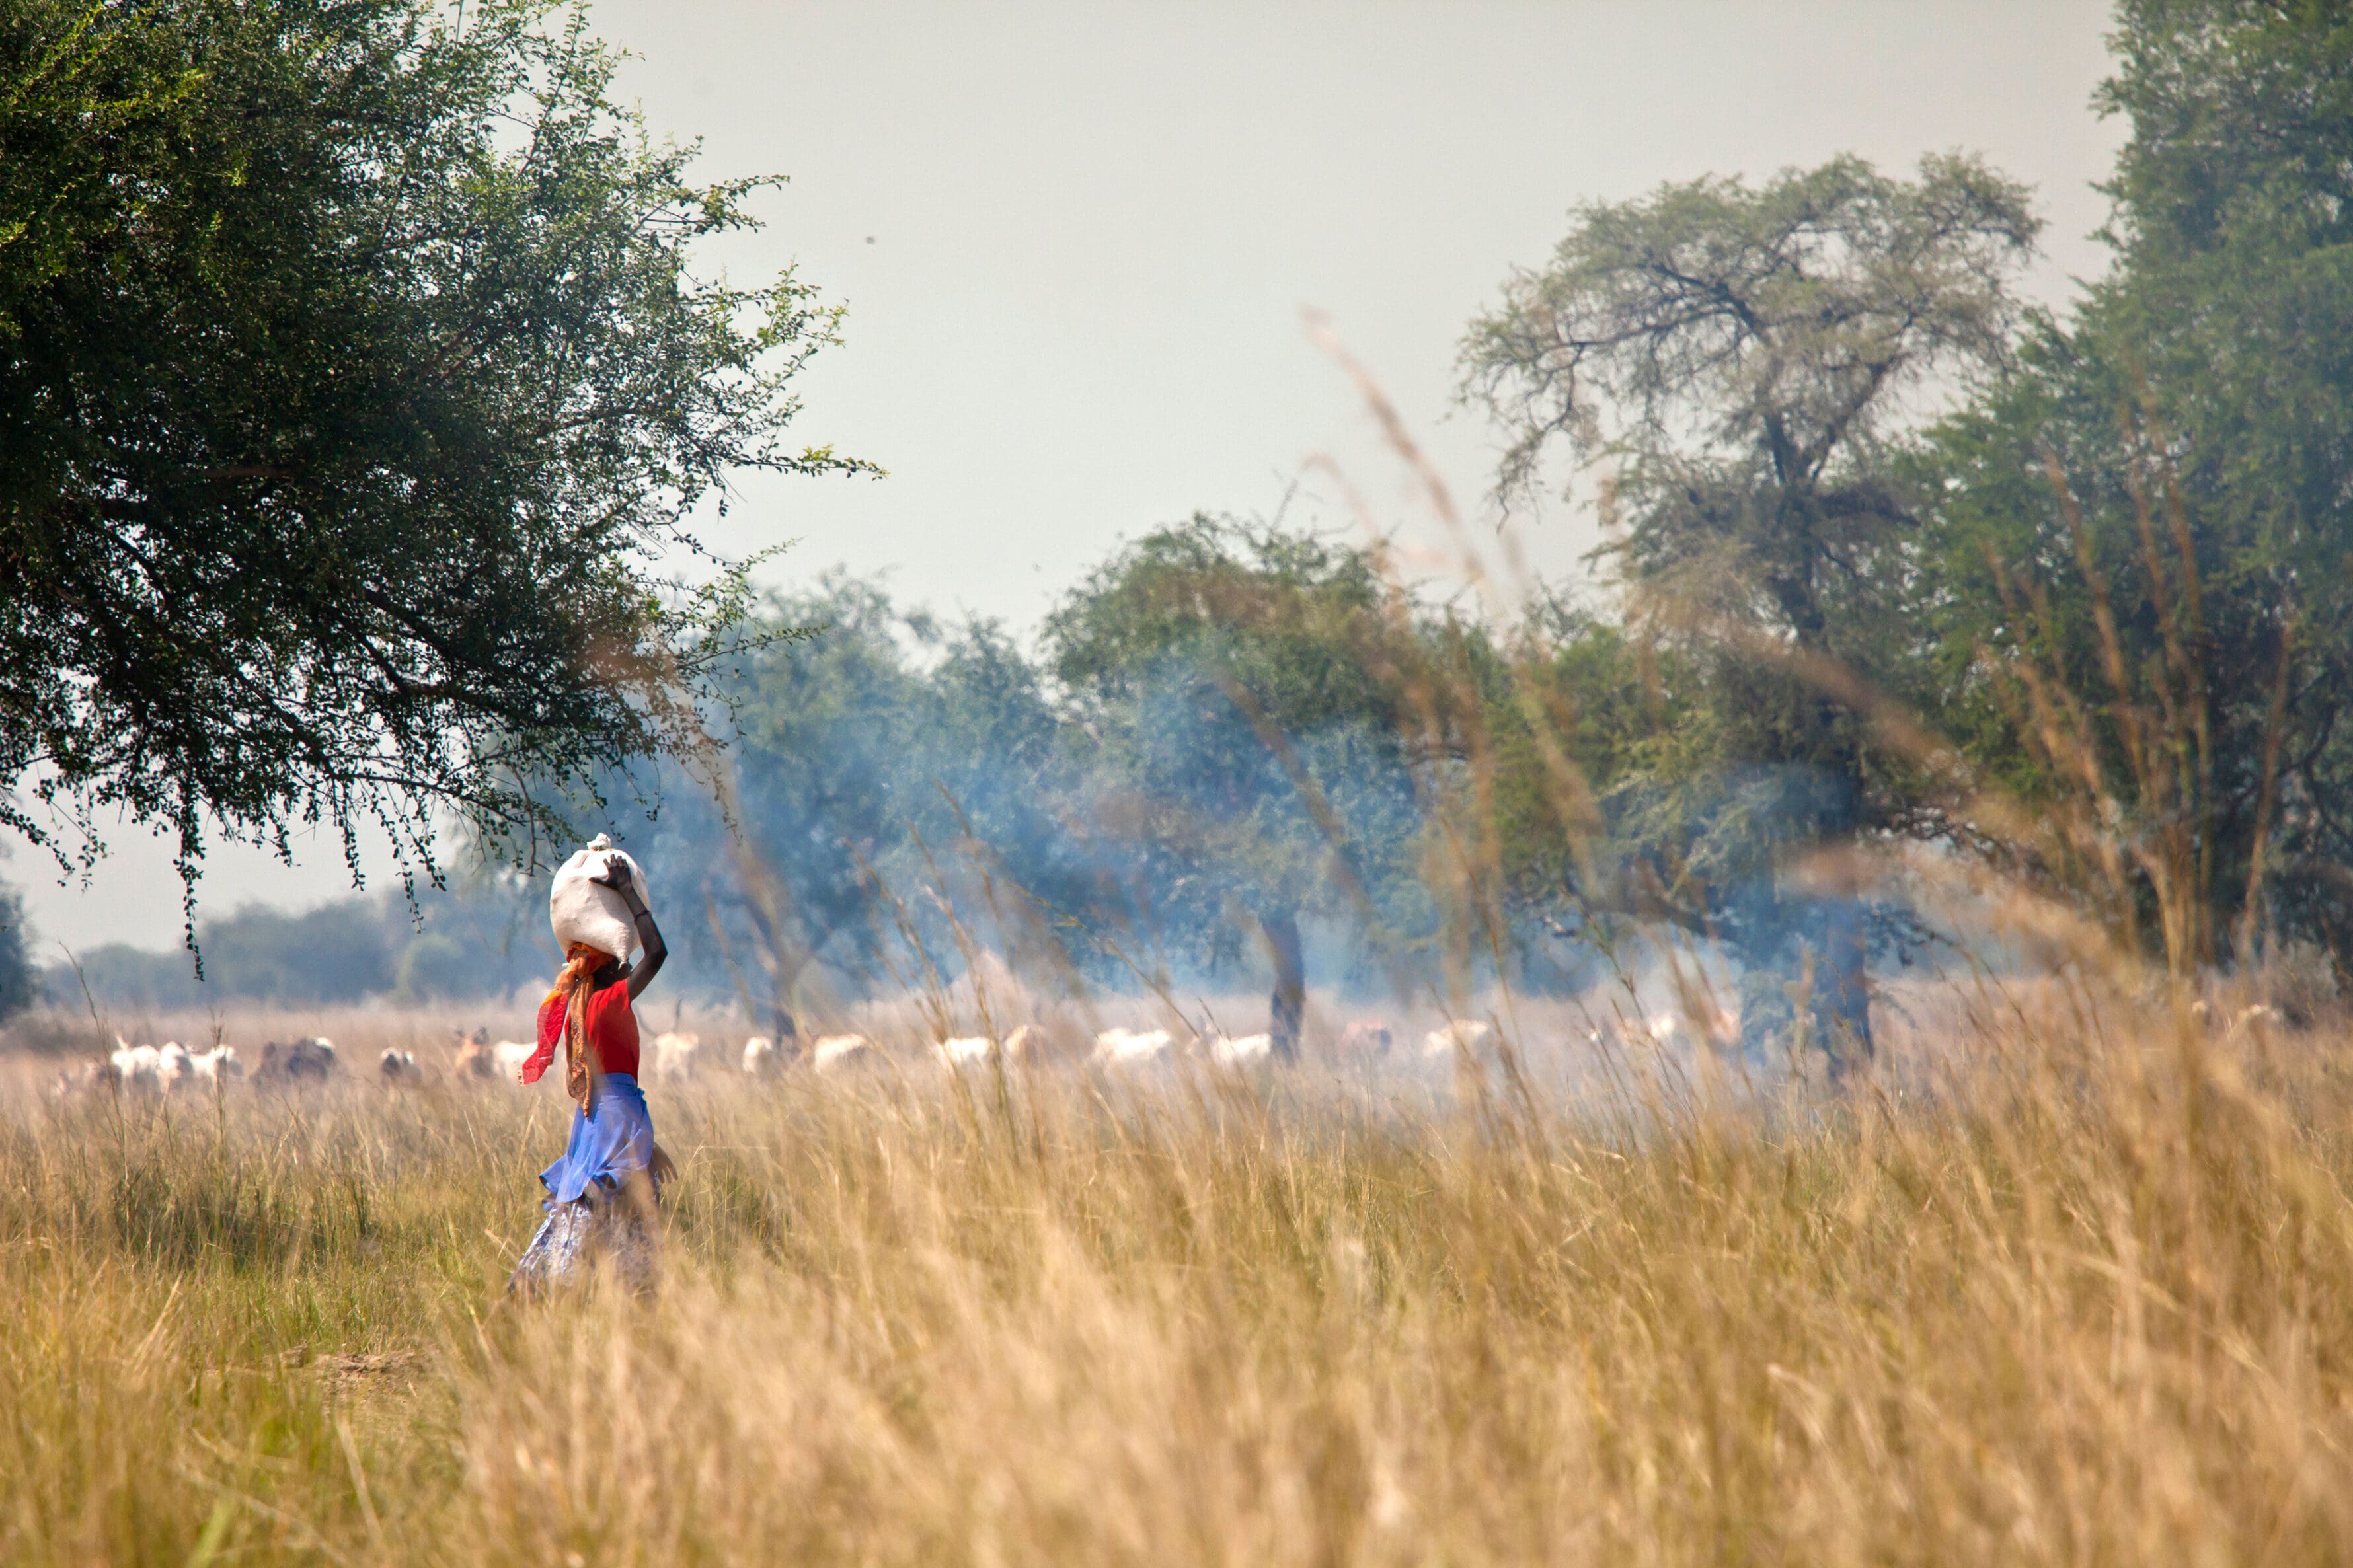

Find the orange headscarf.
xmin=523 ymin=941 xmax=615 ymax=1113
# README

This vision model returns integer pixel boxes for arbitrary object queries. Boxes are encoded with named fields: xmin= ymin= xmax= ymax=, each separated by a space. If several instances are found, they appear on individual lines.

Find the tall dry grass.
xmin=2 ymin=977 xmax=2350 ymax=1565
xmin=4 ymin=324 xmax=2341 ymax=1567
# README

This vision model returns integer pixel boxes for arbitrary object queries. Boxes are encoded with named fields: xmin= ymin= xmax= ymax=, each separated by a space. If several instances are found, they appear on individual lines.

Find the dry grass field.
xmin=2 ymin=973 xmax=2351 ymax=1566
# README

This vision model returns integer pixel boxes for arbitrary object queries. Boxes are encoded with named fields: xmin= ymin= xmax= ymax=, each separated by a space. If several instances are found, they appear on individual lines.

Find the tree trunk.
xmin=1260 ymin=908 xmax=1305 ymax=1063
xmin=1816 ymin=897 xmax=1872 ymax=1079
xmin=1805 ymin=768 xmax=1872 ymax=1080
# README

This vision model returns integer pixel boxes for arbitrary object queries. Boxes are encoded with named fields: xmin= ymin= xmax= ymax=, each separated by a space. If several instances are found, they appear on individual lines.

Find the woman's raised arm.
xmin=594 ymin=860 xmax=667 ymax=1000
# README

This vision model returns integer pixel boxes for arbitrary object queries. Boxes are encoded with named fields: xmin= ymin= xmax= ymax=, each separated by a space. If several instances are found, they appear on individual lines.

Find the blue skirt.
xmin=538 ymin=1072 xmax=658 ymax=1206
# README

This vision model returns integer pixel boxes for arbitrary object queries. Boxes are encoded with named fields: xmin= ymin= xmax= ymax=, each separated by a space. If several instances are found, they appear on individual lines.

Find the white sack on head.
xmin=549 ymin=833 xmax=652 ymax=959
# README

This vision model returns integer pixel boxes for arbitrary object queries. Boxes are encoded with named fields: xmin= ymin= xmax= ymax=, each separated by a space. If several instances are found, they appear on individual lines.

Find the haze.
xmin=10 ymin=0 xmax=2122 ymax=952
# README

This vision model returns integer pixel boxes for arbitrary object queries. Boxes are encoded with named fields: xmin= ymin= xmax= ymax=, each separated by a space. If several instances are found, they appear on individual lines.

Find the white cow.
xmin=935 ymin=1029 xmax=1035 ymax=1067
xmin=156 ymin=1042 xmax=193 ymax=1092
xmin=811 ymin=1034 xmax=877 ymax=1072
xmin=492 ymin=1039 xmax=535 ymax=1079
xmin=188 ymin=1045 xmax=241 ymax=1085
xmin=651 ymin=1031 xmax=706 ymax=1082
xmin=935 ymin=1035 xmax=993 ymax=1066
xmin=740 ymin=1036 xmax=781 ymax=1076
xmin=1091 ymin=1027 xmax=1174 ymax=1067
xmin=110 ymin=1041 xmax=163 ymax=1096
xmin=1421 ymin=1020 xmax=1494 ymax=1059
xmin=1211 ymin=1033 xmax=1274 ymax=1067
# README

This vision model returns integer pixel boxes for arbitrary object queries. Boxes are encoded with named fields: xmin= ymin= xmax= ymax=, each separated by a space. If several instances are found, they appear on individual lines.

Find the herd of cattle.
xmin=49 ymin=1016 xmax=1543 ymax=1098
xmin=56 ymin=1035 xmax=347 ymax=1095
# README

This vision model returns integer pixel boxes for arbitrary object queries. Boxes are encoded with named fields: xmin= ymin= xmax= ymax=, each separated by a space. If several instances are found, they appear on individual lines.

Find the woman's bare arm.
xmin=594 ymin=860 xmax=667 ymax=1000
xmin=624 ymin=902 xmax=666 ymax=1000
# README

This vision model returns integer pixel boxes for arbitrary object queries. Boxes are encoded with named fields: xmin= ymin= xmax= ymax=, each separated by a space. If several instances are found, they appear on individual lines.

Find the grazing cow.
xmin=110 ymin=1041 xmax=163 ymax=1096
xmin=258 ymin=1037 xmax=339 ymax=1082
xmin=1211 ymin=1033 xmax=1274 ymax=1067
xmin=811 ymin=1034 xmax=876 ymax=1072
xmin=939 ymin=1027 xmax=1036 ymax=1066
xmin=740 ymin=1036 xmax=781 ymax=1076
xmin=379 ymin=1049 xmax=420 ymax=1083
xmin=156 ymin=1042 xmax=193 ymax=1093
xmin=188 ymin=1045 xmax=241 ymax=1086
xmin=492 ymin=1039 xmax=535 ymax=1078
xmin=1338 ymin=1020 xmax=1393 ymax=1056
xmin=1091 ymin=1027 xmax=1174 ymax=1067
xmin=1421 ymin=1020 xmax=1494 ymax=1059
xmin=650 ymin=1031 xmax=705 ymax=1082
xmin=935 ymin=1035 xmax=996 ymax=1067
xmin=454 ymin=1036 xmax=496 ymax=1078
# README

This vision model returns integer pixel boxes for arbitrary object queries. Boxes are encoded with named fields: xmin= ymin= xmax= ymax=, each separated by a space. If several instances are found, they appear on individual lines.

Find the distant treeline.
xmin=44 ymin=887 xmax=554 ymax=1012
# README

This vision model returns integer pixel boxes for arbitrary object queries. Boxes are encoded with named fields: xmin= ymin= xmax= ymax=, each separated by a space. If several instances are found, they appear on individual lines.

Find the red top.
xmin=533 ymin=979 xmax=641 ymax=1080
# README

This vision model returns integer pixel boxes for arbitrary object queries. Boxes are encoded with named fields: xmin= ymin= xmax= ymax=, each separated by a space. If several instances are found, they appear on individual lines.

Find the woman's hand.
xmin=593 ymin=856 xmax=651 ymax=916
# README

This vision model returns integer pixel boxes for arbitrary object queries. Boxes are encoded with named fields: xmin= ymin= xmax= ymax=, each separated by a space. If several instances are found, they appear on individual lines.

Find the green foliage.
xmin=1461 ymin=153 xmax=2040 ymax=529
xmin=1477 ymin=605 xmax=1687 ymax=932
xmin=1453 ymin=6 xmax=2353 ymax=989
xmin=0 ymin=0 xmax=868 ymax=949
xmin=1911 ymin=0 xmax=2353 ymax=964
xmin=603 ymin=576 xmax=1094 ymax=1026
xmin=1046 ymin=517 xmax=1431 ymax=1002
xmin=2098 ymin=0 xmax=2353 ymax=264
xmin=22 ymin=0 xmax=2353 ymax=1017
xmin=183 ymin=901 xmax=395 ymax=1004
xmin=0 ymin=881 xmax=33 ymax=1020
xmin=1460 ymin=157 xmax=2040 ymax=1053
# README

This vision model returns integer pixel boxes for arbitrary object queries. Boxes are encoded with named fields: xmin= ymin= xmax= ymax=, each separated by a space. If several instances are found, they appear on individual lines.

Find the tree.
xmin=1473 ymin=599 xmax=1694 ymax=981
xmin=0 ymin=880 xmax=34 ymax=1021
xmin=1913 ymin=0 xmax=2353 ymax=969
xmin=601 ymin=578 xmax=1095 ymax=1041
xmin=0 ymin=0 xmax=868 ymax=951
xmin=1048 ymin=517 xmax=1424 ymax=1057
xmin=52 ymin=879 xmax=550 ymax=1010
xmin=1460 ymin=155 xmax=2040 ymax=1067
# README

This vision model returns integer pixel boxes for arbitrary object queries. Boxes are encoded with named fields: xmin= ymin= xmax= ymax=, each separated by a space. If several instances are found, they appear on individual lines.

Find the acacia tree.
xmin=607 ymin=579 xmax=1089 ymax=1043
xmin=0 ymin=0 xmax=868 ymax=953
xmin=1048 ymin=518 xmax=1423 ymax=1059
xmin=1461 ymin=155 xmax=2038 ymax=1066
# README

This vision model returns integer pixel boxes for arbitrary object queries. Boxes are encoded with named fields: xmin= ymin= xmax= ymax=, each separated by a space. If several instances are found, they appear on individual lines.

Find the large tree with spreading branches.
xmin=1461 ymin=154 xmax=2040 ymax=1067
xmin=0 ymin=0 xmax=869 ymax=955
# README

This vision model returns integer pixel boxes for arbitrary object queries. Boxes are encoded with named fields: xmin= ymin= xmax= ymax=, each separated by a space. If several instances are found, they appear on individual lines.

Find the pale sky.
xmin=11 ymin=0 xmax=2125 ymax=953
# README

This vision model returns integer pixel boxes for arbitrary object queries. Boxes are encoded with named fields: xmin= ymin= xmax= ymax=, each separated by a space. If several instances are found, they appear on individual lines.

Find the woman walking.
xmin=509 ymin=854 xmax=674 ymax=1298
